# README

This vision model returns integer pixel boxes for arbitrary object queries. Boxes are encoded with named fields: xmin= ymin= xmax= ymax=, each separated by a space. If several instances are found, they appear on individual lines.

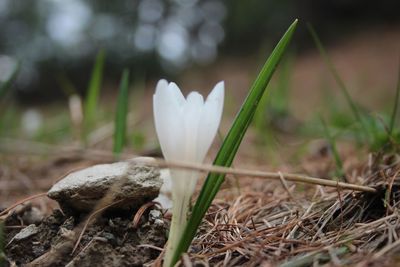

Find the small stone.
xmin=22 ymin=207 xmax=44 ymax=225
xmin=47 ymin=158 xmax=162 ymax=213
xmin=13 ymin=224 xmax=39 ymax=241
xmin=148 ymin=210 xmax=162 ymax=223
xmin=102 ymin=232 xmax=117 ymax=246
xmin=108 ymin=219 xmax=116 ymax=228
xmin=154 ymin=219 xmax=164 ymax=227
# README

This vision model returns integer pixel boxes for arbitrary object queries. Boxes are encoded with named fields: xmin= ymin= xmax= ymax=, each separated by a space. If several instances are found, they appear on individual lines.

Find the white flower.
xmin=153 ymin=79 xmax=224 ymax=266
xmin=153 ymin=79 xmax=224 ymax=194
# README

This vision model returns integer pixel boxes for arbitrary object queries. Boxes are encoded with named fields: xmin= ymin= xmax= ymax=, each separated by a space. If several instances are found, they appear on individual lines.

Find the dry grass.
xmin=178 ymin=152 xmax=400 ymax=266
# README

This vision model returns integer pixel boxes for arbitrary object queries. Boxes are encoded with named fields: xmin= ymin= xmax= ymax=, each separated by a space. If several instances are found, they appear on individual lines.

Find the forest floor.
xmin=1 ymin=25 xmax=400 ymax=266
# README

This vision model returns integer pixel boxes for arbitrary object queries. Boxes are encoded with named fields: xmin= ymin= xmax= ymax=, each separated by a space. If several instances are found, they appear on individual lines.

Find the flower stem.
xmin=163 ymin=193 xmax=190 ymax=267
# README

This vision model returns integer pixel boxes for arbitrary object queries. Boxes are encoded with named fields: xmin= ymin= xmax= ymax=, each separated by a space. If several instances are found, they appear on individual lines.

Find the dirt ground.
xmin=4 ymin=201 xmax=167 ymax=266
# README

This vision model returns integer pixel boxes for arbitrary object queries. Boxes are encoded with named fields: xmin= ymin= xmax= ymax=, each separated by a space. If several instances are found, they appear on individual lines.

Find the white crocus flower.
xmin=153 ymin=79 xmax=224 ymax=266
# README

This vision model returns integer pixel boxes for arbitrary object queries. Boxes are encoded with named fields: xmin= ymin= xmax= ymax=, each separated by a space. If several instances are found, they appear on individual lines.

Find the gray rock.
xmin=154 ymin=219 xmax=164 ymax=227
xmin=22 ymin=206 xmax=44 ymax=225
xmin=10 ymin=224 xmax=39 ymax=243
xmin=148 ymin=209 xmax=163 ymax=222
xmin=47 ymin=158 xmax=162 ymax=213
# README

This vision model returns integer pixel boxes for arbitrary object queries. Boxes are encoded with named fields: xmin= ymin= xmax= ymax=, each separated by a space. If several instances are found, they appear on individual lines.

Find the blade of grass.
xmin=0 ymin=60 xmax=19 ymax=99
xmin=307 ymin=24 xmax=371 ymax=143
xmin=272 ymin=53 xmax=293 ymax=115
xmin=57 ymin=73 xmax=79 ymax=97
xmin=0 ymin=60 xmax=19 ymax=119
xmin=319 ymin=116 xmax=345 ymax=180
xmin=113 ymin=69 xmax=130 ymax=156
xmin=83 ymin=50 xmax=106 ymax=141
xmin=0 ymin=61 xmax=20 ymax=138
xmin=253 ymin=88 xmax=271 ymax=143
xmin=389 ymin=59 xmax=400 ymax=135
xmin=170 ymin=19 xmax=298 ymax=266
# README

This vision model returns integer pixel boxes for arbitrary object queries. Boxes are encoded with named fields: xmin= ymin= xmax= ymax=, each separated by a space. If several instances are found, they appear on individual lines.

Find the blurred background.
xmin=1 ymin=0 xmax=398 ymax=99
xmin=0 ymin=0 xmax=399 ymax=147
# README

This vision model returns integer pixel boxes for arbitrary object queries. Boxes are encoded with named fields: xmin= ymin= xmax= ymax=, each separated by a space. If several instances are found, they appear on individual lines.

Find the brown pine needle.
xmin=130 ymin=158 xmax=377 ymax=193
xmin=132 ymin=201 xmax=159 ymax=229
xmin=0 ymin=192 xmax=48 ymax=217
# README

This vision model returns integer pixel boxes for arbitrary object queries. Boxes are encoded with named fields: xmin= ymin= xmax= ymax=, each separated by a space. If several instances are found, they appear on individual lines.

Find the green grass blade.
xmin=170 ymin=19 xmax=298 ymax=266
xmin=0 ymin=60 xmax=19 ymax=99
xmin=0 ymin=61 xmax=20 ymax=133
xmin=307 ymin=24 xmax=371 ymax=142
xmin=320 ymin=116 xmax=344 ymax=179
xmin=389 ymin=59 xmax=400 ymax=135
xmin=272 ymin=53 xmax=293 ymax=115
xmin=83 ymin=50 xmax=106 ymax=140
xmin=253 ymin=55 xmax=293 ymax=150
xmin=113 ymin=69 xmax=130 ymax=156
xmin=57 ymin=73 xmax=79 ymax=97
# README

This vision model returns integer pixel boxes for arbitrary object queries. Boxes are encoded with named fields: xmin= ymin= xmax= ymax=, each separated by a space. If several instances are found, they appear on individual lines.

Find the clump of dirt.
xmin=4 ymin=206 xmax=168 ymax=266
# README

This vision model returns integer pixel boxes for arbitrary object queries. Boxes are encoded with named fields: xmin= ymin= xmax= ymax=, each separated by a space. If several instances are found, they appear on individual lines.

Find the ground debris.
xmin=7 ymin=224 xmax=39 ymax=244
xmin=4 ymin=207 xmax=167 ymax=267
xmin=183 ymin=152 xmax=400 ymax=266
xmin=3 ymin=149 xmax=400 ymax=266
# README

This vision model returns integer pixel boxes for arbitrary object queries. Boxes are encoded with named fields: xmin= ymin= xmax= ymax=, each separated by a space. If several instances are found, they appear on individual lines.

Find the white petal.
xmin=175 ymin=92 xmax=206 ymax=196
xmin=168 ymin=82 xmax=186 ymax=106
xmin=153 ymin=79 xmax=185 ymax=160
xmin=182 ymin=91 xmax=204 ymax=162
xmin=154 ymin=79 xmax=168 ymax=96
xmin=197 ymin=81 xmax=225 ymax=160
xmin=186 ymin=91 xmax=204 ymax=105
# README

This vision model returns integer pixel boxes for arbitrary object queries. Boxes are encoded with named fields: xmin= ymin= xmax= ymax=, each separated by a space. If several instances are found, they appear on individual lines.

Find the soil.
xmin=4 ymin=205 xmax=168 ymax=266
